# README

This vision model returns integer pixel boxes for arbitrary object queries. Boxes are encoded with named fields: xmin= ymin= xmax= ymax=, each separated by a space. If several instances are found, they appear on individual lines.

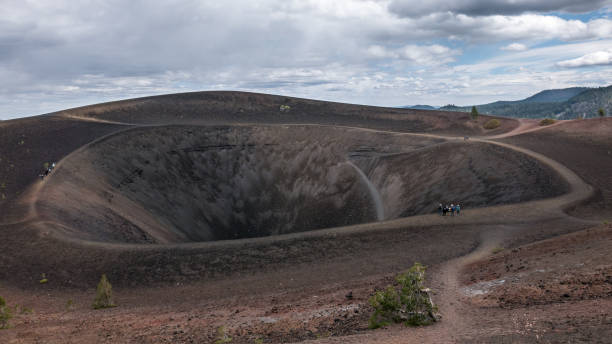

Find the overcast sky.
xmin=2 ymin=0 xmax=612 ymax=119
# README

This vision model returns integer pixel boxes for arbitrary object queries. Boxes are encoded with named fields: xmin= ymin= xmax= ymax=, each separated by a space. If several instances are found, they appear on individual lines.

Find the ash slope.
xmin=54 ymin=91 xmax=518 ymax=135
xmin=37 ymin=125 xmax=567 ymax=244
xmin=0 ymin=91 xmax=517 ymax=213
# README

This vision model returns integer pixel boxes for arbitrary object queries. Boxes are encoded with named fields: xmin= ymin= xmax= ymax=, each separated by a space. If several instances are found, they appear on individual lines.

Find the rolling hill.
xmin=440 ymin=85 xmax=611 ymax=119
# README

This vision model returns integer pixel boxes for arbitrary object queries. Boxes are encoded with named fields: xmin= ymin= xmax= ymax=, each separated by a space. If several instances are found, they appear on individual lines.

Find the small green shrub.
xmin=471 ymin=106 xmax=479 ymax=120
xmin=39 ymin=273 xmax=48 ymax=284
xmin=491 ymin=247 xmax=504 ymax=254
xmin=18 ymin=306 xmax=32 ymax=314
xmin=539 ymin=118 xmax=556 ymax=126
xmin=214 ymin=326 xmax=232 ymax=343
xmin=0 ymin=296 xmax=12 ymax=329
xmin=483 ymin=119 xmax=501 ymax=130
xmin=66 ymin=299 xmax=74 ymax=311
xmin=279 ymin=105 xmax=291 ymax=113
xmin=369 ymin=263 xmax=437 ymax=329
xmin=93 ymin=274 xmax=116 ymax=309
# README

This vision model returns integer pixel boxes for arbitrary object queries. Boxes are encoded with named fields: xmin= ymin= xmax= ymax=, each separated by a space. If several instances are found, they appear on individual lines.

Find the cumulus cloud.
xmin=557 ymin=49 xmax=612 ymax=67
xmin=367 ymin=44 xmax=461 ymax=65
xmin=501 ymin=43 xmax=528 ymax=51
xmin=409 ymin=13 xmax=612 ymax=42
xmin=388 ymin=0 xmax=612 ymax=17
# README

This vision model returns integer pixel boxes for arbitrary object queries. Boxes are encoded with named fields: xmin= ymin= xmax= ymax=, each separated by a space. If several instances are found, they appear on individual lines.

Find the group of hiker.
xmin=39 ymin=162 xmax=56 ymax=180
xmin=438 ymin=203 xmax=461 ymax=216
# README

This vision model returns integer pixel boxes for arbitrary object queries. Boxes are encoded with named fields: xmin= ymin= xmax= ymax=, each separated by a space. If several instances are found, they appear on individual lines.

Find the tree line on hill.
xmin=407 ymin=85 xmax=611 ymax=119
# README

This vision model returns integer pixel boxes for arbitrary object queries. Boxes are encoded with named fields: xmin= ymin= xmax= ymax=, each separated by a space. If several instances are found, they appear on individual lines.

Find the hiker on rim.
xmin=437 ymin=203 xmax=443 ymax=216
xmin=450 ymin=204 xmax=455 ymax=216
xmin=456 ymin=204 xmax=461 ymax=215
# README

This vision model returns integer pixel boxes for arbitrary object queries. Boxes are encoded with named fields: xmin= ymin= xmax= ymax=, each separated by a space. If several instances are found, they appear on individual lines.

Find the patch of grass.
xmin=369 ymin=263 xmax=437 ymax=329
xmin=66 ymin=299 xmax=74 ymax=311
xmin=92 ymin=274 xmax=116 ymax=309
xmin=39 ymin=273 xmax=48 ymax=284
xmin=604 ymin=220 xmax=609 ymax=225
xmin=20 ymin=306 xmax=33 ymax=314
xmin=0 ymin=296 xmax=12 ymax=329
xmin=539 ymin=118 xmax=556 ymax=126
xmin=491 ymin=247 xmax=504 ymax=254
xmin=214 ymin=326 xmax=232 ymax=344
xmin=483 ymin=119 xmax=500 ymax=130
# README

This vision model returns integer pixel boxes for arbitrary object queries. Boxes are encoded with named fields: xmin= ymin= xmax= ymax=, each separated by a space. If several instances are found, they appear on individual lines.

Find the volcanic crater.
xmin=37 ymin=124 xmax=567 ymax=244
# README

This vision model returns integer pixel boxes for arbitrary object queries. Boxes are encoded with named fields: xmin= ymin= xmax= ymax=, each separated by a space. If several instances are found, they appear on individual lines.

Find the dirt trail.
xmin=1 ymin=119 xmax=597 ymax=343
xmin=60 ymin=113 xmax=133 ymax=126
xmin=23 ymin=122 xmax=592 ymax=249
xmin=481 ymin=118 xmax=566 ymax=139
xmin=298 ymin=122 xmax=595 ymax=343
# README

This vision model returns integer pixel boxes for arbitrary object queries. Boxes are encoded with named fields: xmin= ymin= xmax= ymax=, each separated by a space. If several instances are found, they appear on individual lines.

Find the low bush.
xmin=93 ymin=274 xmax=116 ymax=309
xmin=483 ymin=119 xmax=501 ymax=130
xmin=214 ymin=326 xmax=232 ymax=343
xmin=369 ymin=263 xmax=437 ymax=329
xmin=539 ymin=118 xmax=556 ymax=126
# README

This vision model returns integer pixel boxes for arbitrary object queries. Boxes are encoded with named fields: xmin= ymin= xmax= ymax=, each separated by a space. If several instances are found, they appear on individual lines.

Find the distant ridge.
xmin=522 ymin=87 xmax=589 ymax=103
xmin=439 ymin=85 xmax=611 ymax=119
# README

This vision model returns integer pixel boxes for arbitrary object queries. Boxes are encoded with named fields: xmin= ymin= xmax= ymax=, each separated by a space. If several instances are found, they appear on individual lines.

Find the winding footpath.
xmin=307 ymin=120 xmax=596 ymax=343
xmin=3 ymin=115 xmax=596 ymax=343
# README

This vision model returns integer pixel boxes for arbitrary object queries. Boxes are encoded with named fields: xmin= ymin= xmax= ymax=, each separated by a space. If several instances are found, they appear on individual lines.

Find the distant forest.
xmin=438 ymin=85 xmax=612 ymax=119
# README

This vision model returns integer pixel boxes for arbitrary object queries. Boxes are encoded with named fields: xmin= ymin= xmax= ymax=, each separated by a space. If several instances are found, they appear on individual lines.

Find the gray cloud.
xmin=1 ymin=0 xmax=611 ymax=118
xmin=389 ymin=0 xmax=612 ymax=17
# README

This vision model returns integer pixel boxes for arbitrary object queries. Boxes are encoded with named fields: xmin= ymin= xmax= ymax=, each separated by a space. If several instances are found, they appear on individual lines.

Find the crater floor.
xmin=37 ymin=125 xmax=568 ymax=244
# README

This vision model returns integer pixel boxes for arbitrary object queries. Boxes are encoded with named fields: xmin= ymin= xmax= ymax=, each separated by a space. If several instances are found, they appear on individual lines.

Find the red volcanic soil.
xmin=0 ymin=92 xmax=610 ymax=343
xmin=459 ymin=224 xmax=612 ymax=342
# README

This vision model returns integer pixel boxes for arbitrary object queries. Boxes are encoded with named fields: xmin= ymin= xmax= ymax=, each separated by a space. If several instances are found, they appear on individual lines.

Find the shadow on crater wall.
xmin=37 ymin=125 xmax=568 ymax=244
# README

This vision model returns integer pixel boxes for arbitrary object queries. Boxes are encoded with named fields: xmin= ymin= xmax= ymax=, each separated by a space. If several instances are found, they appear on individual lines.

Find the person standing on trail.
xmin=456 ymin=204 xmax=461 ymax=215
xmin=438 ymin=203 xmax=443 ymax=216
xmin=450 ymin=204 xmax=455 ymax=216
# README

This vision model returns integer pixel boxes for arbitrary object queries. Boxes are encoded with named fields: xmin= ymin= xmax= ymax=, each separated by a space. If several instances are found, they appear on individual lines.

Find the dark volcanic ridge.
xmin=37 ymin=124 xmax=568 ymax=244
